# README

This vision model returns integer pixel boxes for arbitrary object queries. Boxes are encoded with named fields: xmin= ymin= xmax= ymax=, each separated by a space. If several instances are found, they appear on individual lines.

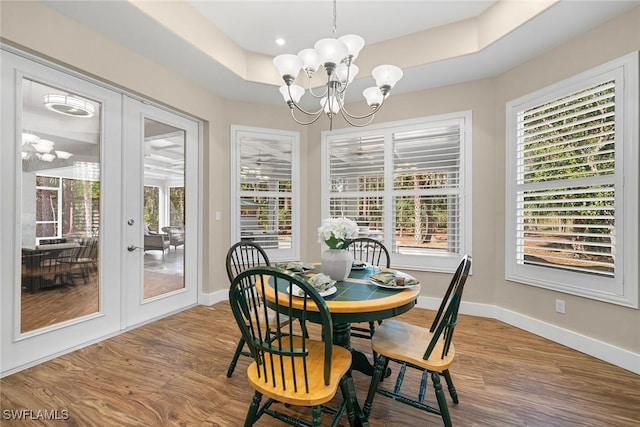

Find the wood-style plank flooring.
xmin=20 ymin=249 xmax=184 ymax=332
xmin=2 ymin=303 xmax=639 ymax=426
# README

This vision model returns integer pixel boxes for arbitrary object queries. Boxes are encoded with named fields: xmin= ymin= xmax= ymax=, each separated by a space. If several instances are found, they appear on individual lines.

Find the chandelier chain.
xmin=332 ymin=0 xmax=337 ymax=38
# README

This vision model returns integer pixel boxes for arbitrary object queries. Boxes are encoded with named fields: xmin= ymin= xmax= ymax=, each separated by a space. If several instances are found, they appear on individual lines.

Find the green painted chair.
xmin=225 ymin=241 xmax=273 ymax=377
xmin=346 ymin=237 xmax=391 ymax=342
xmin=363 ymin=255 xmax=472 ymax=427
xmin=229 ymin=266 xmax=357 ymax=427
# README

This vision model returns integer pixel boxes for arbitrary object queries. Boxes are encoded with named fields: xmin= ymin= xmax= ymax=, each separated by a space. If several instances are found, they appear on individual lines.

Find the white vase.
xmin=321 ymin=249 xmax=354 ymax=281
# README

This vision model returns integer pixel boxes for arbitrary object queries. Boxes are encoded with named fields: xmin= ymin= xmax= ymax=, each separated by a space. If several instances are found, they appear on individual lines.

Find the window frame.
xmin=230 ymin=125 xmax=300 ymax=262
xmin=505 ymin=52 xmax=639 ymax=308
xmin=321 ymin=112 xmax=473 ymax=273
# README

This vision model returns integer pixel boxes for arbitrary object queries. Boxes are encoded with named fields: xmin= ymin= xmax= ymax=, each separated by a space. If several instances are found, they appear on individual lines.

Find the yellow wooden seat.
xmin=246 ymin=336 xmax=352 ymax=407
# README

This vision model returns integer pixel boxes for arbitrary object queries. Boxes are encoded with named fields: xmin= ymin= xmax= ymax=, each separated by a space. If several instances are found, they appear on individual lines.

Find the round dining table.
xmin=261 ymin=264 xmax=422 ymax=375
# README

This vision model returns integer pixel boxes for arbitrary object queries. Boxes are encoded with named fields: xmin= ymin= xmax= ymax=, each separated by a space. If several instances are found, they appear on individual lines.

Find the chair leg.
xmin=244 ymin=391 xmax=262 ymax=427
xmin=418 ymin=369 xmax=429 ymax=403
xmin=363 ymin=355 xmax=386 ymax=417
xmin=311 ymin=405 xmax=322 ymax=426
xmin=368 ymin=321 xmax=376 ymax=338
xmin=393 ymin=362 xmax=407 ymax=393
xmin=442 ymin=369 xmax=459 ymax=404
xmin=431 ymin=371 xmax=452 ymax=427
xmin=227 ymin=336 xmax=246 ymax=377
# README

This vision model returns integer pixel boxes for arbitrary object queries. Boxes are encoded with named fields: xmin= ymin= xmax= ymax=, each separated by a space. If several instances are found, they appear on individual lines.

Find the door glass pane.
xmin=143 ymin=118 xmax=185 ymax=299
xmin=20 ymin=79 xmax=101 ymax=333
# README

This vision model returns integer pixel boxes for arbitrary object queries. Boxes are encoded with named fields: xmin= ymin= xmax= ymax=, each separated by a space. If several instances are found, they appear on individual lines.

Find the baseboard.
xmin=416 ymin=297 xmax=640 ymax=375
xmin=200 ymin=289 xmax=228 ymax=306
xmin=200 ymin=291 xmax=640 ymax=375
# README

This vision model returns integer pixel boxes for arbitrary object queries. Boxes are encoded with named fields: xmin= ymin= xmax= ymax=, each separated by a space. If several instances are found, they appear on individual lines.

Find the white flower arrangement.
xmin=317 ymin=217 xmax=359 ymax=249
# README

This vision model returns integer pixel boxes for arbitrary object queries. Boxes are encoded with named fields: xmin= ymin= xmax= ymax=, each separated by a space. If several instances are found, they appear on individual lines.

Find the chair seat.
xmin=246 ymin=336 xmax=352 ymax=407
xmin=371 ymin=319 xmax=455 ymax=371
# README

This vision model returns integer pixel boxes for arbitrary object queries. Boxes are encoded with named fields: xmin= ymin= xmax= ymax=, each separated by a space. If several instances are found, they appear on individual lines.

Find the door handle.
xmin=127 ymin=245 xmax=143 ymax=252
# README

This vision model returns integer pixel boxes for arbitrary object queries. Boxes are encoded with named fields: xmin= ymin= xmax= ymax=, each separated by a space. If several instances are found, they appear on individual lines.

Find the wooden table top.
xmin=261 ymin=265 xmax=421 ymax=321
xmin=22 ymin=242 xmax=81 ymax=252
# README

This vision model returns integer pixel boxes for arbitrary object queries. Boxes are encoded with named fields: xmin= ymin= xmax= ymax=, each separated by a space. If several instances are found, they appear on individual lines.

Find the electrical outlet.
xmin=555 ymin=299 xmax=565 ymax=314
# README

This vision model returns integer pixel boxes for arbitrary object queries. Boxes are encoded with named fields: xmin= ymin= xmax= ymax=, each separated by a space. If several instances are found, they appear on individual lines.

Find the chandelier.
xmin=21 ymin=132 xmax=73 ymax=171
xmin=272 ymin=0 xmax=403 ymax=130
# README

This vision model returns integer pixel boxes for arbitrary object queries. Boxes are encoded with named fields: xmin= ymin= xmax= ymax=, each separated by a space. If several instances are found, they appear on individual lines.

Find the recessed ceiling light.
xmin=275 ymin=38 xmax=285 ymax=46
xmin=43 ymin=94 xmax=95 ymax=118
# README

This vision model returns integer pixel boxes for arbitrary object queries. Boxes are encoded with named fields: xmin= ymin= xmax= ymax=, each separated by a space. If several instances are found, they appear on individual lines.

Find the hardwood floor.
xmin=19 ymin=248 xmax=184 ymax=332
xmin=2 ymin=303 xmax=639 ymax=426
xmin=20 ymin=274 xmax=99 ymax=333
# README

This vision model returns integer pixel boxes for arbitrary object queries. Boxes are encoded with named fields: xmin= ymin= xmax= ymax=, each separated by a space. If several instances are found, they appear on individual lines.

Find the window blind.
xmin=325 ymin=116 xmax=467 ymax=262
xmin=238 ymin=136 xmax=293 ymax=250
xmin=392 ymin=126 xmax=462 ymax=254
xmin=515 ymin=80 xmax=616 ymax=277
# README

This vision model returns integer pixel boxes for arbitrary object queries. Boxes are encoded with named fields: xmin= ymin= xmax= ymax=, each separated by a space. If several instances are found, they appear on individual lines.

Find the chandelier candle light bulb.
xmin=273 ymin=0 xmax=403 ymax=130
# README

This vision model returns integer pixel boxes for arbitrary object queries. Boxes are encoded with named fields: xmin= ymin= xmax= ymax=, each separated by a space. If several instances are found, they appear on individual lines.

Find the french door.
xmin=0 ymin=49 xmax=200 ymax=375
xmin=123 ymin=98 xmax=199 ymax=327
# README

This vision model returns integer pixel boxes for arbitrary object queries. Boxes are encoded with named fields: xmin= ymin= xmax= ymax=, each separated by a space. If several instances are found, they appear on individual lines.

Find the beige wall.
xmin=2 ymin=2 xmax=638 ymax=358
xmin=492 ymin=8 xmax=640 ymax=353
xmin=307 ymin=8 xmax=640 ymax=356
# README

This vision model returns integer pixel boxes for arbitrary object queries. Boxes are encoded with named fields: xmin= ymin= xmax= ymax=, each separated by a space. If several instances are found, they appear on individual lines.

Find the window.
xmin=231 ymin=126 xmax=300 ymax=261
xmin=35 ymin=176 xmax=61 ymax=243
xmin=33 ymin=175 xmax=100 ymax=244
xmin=143 ymin=185 xmax=160 ymax=232
xmin=169 ymin=186 xmax=185 ymax=226
xmin=322 ymin=113 xmax=472 ymax=272
xmin=506 ymin=52 xmax=638 ymax=307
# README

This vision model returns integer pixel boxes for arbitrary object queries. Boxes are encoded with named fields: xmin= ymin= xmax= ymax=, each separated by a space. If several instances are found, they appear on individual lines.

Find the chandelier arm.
xmin=290 ymin=100 xmax=325 ymax=116
xmin=289 ymin=108 xmax=325 ymax=126
xmin=307 ymin=84 xmax=329 ymax=99
xmin=339 ymin=109 xmax=377 ymax=128
xmin=285 ymin=83 xmax=327 ymax=115
xmin=340 ymin=99 xmax=384 ymax=120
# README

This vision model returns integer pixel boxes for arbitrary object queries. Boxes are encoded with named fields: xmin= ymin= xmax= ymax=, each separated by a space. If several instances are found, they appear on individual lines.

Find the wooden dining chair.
xmin=346 ymin=237 xmax=391 ymax=341
xmin=63 ymin=237 xmax=98 ymax=284
xmin=225 ymin=241 xmax=272 ymax=377
xmin=363 ymin=255 xmax=472 ymax=427
xmin=22 ymin=247 xmax=78 ymax=293
xmin=229 ymin=266 xmax=357 ymax=427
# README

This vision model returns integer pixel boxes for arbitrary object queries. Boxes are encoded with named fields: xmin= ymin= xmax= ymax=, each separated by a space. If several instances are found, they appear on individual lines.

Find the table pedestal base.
xmin=332 ymin=322 xmax=370 ymax=427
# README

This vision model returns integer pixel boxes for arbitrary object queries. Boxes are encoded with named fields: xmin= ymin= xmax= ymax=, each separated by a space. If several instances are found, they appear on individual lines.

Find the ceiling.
xmin=40 ymin=0 xmax=640 ymax=108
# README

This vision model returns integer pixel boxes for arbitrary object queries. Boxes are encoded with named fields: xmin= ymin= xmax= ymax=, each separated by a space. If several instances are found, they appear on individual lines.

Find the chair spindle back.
xmin=424 ymin=255 xmax=472 ymax=360
xmin=229 ymin=266 xmax=335 ymax=390
xmin=225 ymin=241 xmax=270 ymax=283
xmin=346 ymin=237 xmax=391 ymax=268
